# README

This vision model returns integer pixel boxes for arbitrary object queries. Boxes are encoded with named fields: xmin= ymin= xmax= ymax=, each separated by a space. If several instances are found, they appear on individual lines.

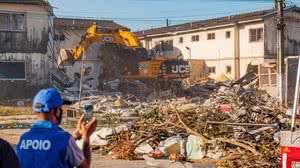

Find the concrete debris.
xmin=62 ymin=72 xmax=287 ymax=167
xmin=115 ymin=123 xmax=132 ymax=134
xmin=186 ymin=135 xmax=204 ymax=160
xmin=134 ymin=144 xmax=154 ymax=154
xmin=90 ymin=133 xmax=109 ymax=146
xmin=205 ymin=140 xmax=225 ymax=159
xmin=97 ymin=128 xmax=114 ymax=139
xmin=158 ymin=136 xmax=182 ymax=155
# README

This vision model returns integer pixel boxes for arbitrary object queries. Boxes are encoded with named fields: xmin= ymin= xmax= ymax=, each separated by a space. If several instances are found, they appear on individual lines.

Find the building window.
xmin=155 ymin=40 xmax=173 ymax=51
xmin=226 ymin=31 xmax=231 ymax=39
xmin=226 ymin=66 xmax=232 ymax=74
xmin=208 ymin=66 xmax=216 ymax=74
xmin=249 ymin=28 xmax=263 ymax=42
xmin=191 ymin=35 xmax=199 ymax=42
xmin=179 ymin=37 xmax=184 ymax=43
xmin=145 ymin=39 xmax=151 ymax=50
xmin=154 ymin=41 xmax=161 ymax=51
xmin=165 ymin=40 xmax=173 ymax=51
xmin=207 ymin=33 xmax=215 ymax=40
xmin=0 ymin=61 xmax=26 ymax=80
xmin=0 ymin=12 xmax=25 ymax=31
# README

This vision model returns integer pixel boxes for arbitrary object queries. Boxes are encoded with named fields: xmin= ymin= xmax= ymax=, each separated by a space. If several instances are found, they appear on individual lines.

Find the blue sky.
xmin=48 ymin=0 xmax=300 ymax=31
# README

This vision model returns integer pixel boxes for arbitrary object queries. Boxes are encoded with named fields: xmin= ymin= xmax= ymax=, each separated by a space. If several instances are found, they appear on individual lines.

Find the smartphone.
xmin=83 ymin=104 xmax=93 ymax=123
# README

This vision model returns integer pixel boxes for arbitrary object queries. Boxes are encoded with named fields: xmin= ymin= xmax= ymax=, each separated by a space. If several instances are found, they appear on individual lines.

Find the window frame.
xmin=0 ymin=60 xmax=26 ymax=80
xmin=191 ymin=35 xmax=199 ymax=42
xmin=154 ymin=41 xmax=161 ymax=51
xmin=208 ymin=66 xmax=216 ymax=74
xmin=225 ymin=31 xmax=231 ymax=39
xmin=179 ymin=37 xmax=184 ymax=43
xmin=155 ymin=40 xmax=173 ymax=51
xmin=0 ymin=11 xmax=26 ymax=32
xmin=166 ymin=40 xmax=174 ymax=51
xmin=249 ymin=28 xmax=263 ymax=42
xmin=207 ymin=33 xmax=216 ymax=40
xmin=226 ymin=65 xmax=232 ymax=74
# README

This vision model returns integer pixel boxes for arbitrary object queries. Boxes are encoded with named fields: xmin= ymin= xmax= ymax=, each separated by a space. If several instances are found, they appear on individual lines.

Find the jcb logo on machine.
xmin=103 ymin=37 xmax=114 ymax=43
xmin=172 ymin=65 xmax=190 ymax=74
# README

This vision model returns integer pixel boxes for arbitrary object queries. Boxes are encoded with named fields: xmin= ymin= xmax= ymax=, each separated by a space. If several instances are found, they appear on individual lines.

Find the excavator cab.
xmin=134 ymin=57 xmax=190 ymax=80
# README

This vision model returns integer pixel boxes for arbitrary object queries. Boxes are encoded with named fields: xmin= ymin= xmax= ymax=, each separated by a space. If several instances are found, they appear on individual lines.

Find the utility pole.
xmin=276 ymin=0 xmax=285 ymax=107
xmin=78 ymin=49 xmax=85 ymax=110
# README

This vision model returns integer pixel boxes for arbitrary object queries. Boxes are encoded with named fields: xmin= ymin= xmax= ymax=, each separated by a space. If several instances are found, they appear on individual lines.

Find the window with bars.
xmin=191 ymin=35 xmax=199 ymax=42
xmin=207 ymin=33 xmax=215 ymax=40
xmin=0 ymin=12 xmax=25 ymax=31
xmin=249 ymin=28 xmax=263 ymax=42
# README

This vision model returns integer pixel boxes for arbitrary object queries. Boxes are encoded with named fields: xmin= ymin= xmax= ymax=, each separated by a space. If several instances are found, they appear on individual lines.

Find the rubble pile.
xmin=72 ymin=73 xmax=286 ymax=167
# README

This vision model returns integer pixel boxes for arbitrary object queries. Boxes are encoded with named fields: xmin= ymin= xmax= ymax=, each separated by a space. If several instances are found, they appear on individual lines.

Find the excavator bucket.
xmin=58 ymin=49 xmax=76 ymax=66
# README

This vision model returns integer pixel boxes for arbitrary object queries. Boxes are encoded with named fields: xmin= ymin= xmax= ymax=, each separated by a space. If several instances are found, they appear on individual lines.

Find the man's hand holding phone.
xmin=73 ymin=114 xmax=97 ymax=141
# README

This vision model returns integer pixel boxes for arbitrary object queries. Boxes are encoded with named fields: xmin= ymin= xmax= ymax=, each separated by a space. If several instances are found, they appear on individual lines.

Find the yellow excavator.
xmin=58 ymin=25 xmax=190 ymax=80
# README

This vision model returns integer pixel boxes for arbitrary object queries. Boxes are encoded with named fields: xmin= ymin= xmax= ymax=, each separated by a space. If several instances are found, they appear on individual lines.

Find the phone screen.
xmin=83 ymin=104 xmax=93 ymax=123
xmin=84 ymin=110 xmax=93 ymax=123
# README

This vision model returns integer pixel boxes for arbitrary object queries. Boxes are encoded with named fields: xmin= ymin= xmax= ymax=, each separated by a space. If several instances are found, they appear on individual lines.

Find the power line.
xmin=54 ymin=5 xmax=274 ymax=20
xmin=55 ymin=5 xmax=278 ymax=25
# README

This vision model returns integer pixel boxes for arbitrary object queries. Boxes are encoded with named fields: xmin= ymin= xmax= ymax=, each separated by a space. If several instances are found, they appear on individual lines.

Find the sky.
xmin=48 ymin=0 xmax=300 ymax=31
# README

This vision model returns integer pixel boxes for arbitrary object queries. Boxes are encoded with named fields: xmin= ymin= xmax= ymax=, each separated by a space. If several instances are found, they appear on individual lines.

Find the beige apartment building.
xmin=135 ymin=6 xmax=300 ymax=81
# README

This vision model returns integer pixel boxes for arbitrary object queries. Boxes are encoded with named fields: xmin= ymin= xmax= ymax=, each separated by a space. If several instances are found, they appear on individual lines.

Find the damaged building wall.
xmin=62 ymin=42 xmax=104 ymax=83
xmin=54 ymin=28 xmax=107 ymax=83
xmin=54 ymin=18 xmax=137 ymax=84
xmin=0 ymin=3 xmax=49 ymax=53
xmin=54 ymin=30 xmax=120 ymax=82
xmin=262 ymin=11 xmax=300 ymax=103
xmin=264 ymin=11 xmax=300 ymax=57
xmin=0 ymin=3 xmax=51 ymax=100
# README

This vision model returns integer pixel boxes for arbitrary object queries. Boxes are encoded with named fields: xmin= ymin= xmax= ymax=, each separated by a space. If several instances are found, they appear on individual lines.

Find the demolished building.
xmin=53 ymin=18 xmax=131 ymax=87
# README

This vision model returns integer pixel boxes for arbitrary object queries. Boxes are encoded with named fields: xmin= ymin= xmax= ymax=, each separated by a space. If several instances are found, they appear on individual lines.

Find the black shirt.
xmin=0 ymin=138 xmax=21 ymax=168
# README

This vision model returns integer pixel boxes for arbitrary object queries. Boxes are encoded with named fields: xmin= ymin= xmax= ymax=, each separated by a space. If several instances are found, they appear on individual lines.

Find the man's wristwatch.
xmin=73 ymin=130 xmax=82 ymax=140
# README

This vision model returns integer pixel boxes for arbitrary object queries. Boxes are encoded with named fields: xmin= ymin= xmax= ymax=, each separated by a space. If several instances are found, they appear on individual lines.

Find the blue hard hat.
xmin=32 ymin=88 xmax=71 ymax=113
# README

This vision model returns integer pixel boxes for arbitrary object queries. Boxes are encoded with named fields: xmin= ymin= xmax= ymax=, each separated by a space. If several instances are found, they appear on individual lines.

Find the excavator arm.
xmin=58 ymin=25 xmax=141 ymax=65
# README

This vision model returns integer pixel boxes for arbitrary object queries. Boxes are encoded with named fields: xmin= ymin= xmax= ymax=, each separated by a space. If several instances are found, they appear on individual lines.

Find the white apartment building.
xmin=135 ymin=6 xmax=300 ymax=80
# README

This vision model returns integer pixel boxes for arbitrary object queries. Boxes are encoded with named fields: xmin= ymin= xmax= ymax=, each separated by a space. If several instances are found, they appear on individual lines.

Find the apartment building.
xmin=135 ymin=6 xmax=300 ymax=80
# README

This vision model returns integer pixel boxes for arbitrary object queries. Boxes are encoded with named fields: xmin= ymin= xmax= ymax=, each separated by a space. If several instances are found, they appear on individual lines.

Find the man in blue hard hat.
xmin=16 ymin=88 xmax=97 ymax=168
